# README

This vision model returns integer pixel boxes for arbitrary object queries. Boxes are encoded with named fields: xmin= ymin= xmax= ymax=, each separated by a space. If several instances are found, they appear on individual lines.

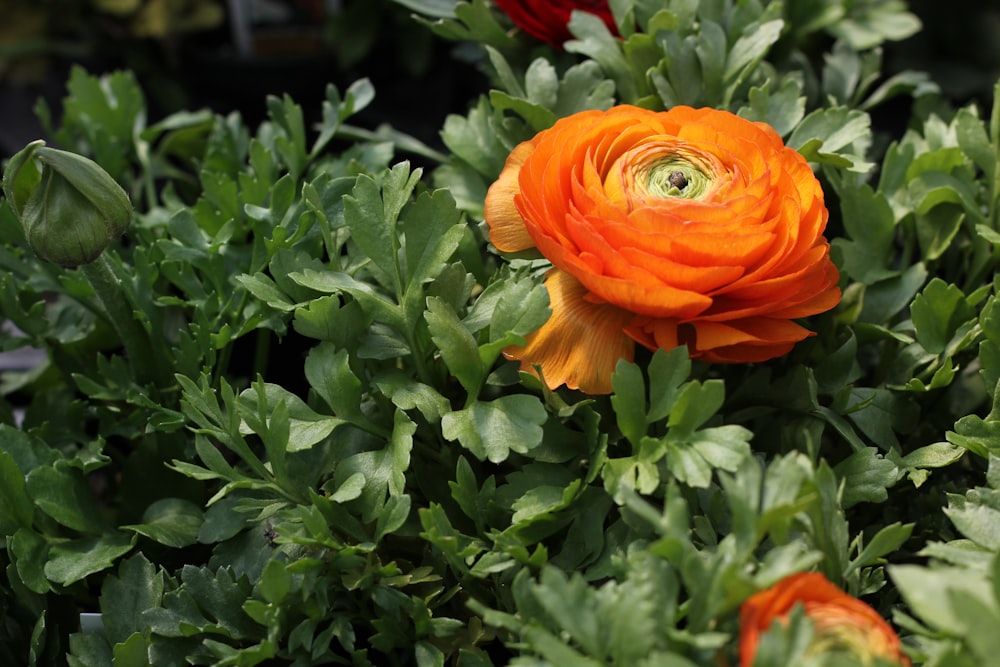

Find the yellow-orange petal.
xmin=504 ymin=269 xmax=635 ymax=394
xmin=485 ymin=140 xmax=537 ymax=253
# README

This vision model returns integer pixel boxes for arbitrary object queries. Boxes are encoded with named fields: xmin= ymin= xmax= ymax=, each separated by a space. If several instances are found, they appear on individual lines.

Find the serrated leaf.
xmin=100 ymin=555 xmax=163 ymax=645
xmin=834 ymin=447 xmax=899 ymax=508
xmin=401 ymin=188 xmax=465 ymax=293
xmin=739 ymin=79 xmax=806 ymax=138
xmin=668 ymin=379 xmax=725 ymax=436
xmin=333 ymin=409 xmax=414 ymax=523
xmin=911 ymin=278 xmax=976 ymax=355
xmin=44 ymin=532 xmax=136 ymax=585
xmin=442 ymin=395 xmax=547 ymax=463
xmin=238 ymin=382 xmax=347 ymax=453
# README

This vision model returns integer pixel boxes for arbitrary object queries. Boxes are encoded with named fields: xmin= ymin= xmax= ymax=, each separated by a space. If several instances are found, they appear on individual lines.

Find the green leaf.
xmin=374 ymin=370 xmax=451 ymax=423
xmin=290 ymin=269 xmax=405 ymax=331
xmin=401 ymin=188 xmax=465 ymax=293
xmin=834 ymin=447 xmax=900 ymax=507
xmin=911 ymin=278 xmax=976 ymax=355
xmin=0 ymin=449 xmax=33 ymax=534
xmin=442 ymin=395 xmax=548 ymax=463
xmin=480 ymin=277 xmax=551 ymax=364
xmin=831 ymin=1 xmax=921 ymax=50
xmin=9 ymin=527 xmax=51 ymax=593
xmin=829 ymin=183 xmax=896 ymax=284
xmin=121 ymin=498 xmax=204 ymax=548
xmin=234 ymin=274 xmax=295 ymax=312
xmin=112 ymin=632 xmax=150 ymax=667
xmin=26 ymin=463 xmax=107 ymax=534
xmin=668 ymin=380 xmax=725 ymax=437
xmin=945 ymin=501 xmax=1000 ymax=550
xmin=439 ymin=97 xmax=510 ymax=179
xmin=646 ymin=347 xmax=692 ymax=424
xmin=68 ymin=633 xmax=114 ymax=667
xmin=426 ymin=295 xmax=485 ymax=396
xmin=344 ymin=163 xmax=422 ymax=292
xmin=901 ymin=442 xmax=966 ymax=469
xmin=374 ymin=493 xmax=412 ymax=543
xmin=739 ymin=79 xmax=806 ymax=138
xmin=857 ymin=262 xmax=928 ymax=324
xmin=789 ymin=107 xmax=872 ymax=172
xmin=846 ymin=522 xmax=914 ymax=574
xmin=237 ymin=382 xmax=346 ymax=453
xmin=304 ymin=343 xmax=371 ymax=429
xmin=890 ymin=564 xmax=996 ymax=636
xmin=566 ymin=11 xmax=640 ymax=103
xmin=948 ymin=414 xmax=1000 ymax=458
xmin=956 ymin=106 xmax=996 ymax=185
xmin=612 ymin=359 xmax=648 ymax=448
xmin=333 ymin=409 xmax=414 ymax=523
xmin=259 ymin=558 xmax=291 ymax=604
xmin=294 ymin=295 xmax=371 ymax=344
xmin=44 ymin=532 xmax=136 ymax=585
xmin=724 ymin=19 xmax=783 ymax=85
xmin=100 ymin=554 xmax=164 ymax=645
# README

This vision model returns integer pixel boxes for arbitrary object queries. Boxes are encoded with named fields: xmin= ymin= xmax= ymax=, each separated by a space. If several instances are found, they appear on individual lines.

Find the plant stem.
xmin=80 ymin=254 xmax=170 ymax=391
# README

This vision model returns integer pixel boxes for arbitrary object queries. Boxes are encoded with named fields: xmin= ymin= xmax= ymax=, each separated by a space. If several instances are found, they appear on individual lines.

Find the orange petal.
xmin=504 ymin=269 xmax=635 ymax=394
xmin=484 ymin=140 xmax=537 ymax=253
xmin=690 ymin=318 xmax=813 ymax=363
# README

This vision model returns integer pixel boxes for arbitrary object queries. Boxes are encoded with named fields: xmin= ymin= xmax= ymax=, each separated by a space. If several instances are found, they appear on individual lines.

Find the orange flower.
xmin=739 ymin=573 xmax=911 ymax=667
xmin=484 ymin=105 xmax=841 ymax=394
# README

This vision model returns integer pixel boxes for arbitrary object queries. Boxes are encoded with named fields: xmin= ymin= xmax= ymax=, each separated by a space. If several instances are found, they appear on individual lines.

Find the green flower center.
xmin=643 ymin=157 xmax=713 ymax=199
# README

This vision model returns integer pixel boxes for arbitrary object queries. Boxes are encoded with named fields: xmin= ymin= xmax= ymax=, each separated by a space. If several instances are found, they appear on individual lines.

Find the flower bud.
xmin=2 ymin=140 xmax=131 ymax=267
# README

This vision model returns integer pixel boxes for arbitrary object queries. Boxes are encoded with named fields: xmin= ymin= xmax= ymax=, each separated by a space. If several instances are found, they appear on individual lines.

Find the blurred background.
xmin=1 ymin=0 xmax=999 ymax=163
xmin=0 ymin=0 xmax=488 ymax=160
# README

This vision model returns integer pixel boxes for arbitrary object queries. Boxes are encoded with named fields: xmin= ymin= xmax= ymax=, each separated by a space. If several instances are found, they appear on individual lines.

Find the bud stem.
xmin=80 ymin=254 xmax=171 ymax=391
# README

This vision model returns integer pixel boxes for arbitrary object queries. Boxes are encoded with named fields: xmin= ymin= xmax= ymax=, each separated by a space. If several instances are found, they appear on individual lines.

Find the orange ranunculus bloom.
xmin=494 ymin=0 xmax=618 ymax=48
xmin=484 ymin=104 xmax=841 ymax=394
xmin=739 ymin=573 xmax=911 ymax=667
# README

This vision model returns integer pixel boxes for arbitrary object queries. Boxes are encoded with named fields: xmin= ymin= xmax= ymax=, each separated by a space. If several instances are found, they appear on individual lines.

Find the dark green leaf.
xmin=442 ymin=395 xmax=547 ymax=463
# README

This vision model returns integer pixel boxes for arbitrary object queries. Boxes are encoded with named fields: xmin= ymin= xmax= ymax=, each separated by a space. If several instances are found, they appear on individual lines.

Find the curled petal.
xmin=485 ymin=141 xmax=537 ymax=253
xmin=505 ymin=269 xmax=635 ymax=394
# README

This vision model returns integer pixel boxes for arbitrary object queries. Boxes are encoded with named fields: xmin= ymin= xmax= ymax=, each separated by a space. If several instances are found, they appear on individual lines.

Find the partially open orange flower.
xmin=484 ymin=105 xmax=841 ymax=394
xmin=739 ymin=573 xmax=911 ymax=667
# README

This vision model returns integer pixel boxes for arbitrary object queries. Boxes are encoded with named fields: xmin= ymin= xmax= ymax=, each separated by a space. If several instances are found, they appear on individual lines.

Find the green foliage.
xmin=0 ymin=2 xmax=998 ymax=666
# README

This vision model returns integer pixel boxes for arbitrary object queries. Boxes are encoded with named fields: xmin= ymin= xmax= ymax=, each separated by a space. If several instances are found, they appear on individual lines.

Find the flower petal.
xmin=485 ymin=141 xmax=537 ymax=253
xmin=504 ymin=269 xmax=635 ymax=394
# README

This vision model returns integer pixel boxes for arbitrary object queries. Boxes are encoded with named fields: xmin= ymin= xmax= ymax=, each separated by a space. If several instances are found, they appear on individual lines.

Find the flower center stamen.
xmin=645 ymin=157 xmax=711 ymax=199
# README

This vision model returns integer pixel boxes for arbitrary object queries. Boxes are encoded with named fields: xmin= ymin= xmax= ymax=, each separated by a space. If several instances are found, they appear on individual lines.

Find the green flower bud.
xmin=2 ymin=140 xmax=131 ymax=267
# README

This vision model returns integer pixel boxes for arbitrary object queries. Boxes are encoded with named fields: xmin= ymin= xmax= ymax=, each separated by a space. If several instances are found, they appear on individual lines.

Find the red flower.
xmin=739 ymin=573 xmax=911 ymax=667
xmin=484 ymin=105 xmax=841 ymax=394
xmin=494 ymin=0 xmax=618 ymax=47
